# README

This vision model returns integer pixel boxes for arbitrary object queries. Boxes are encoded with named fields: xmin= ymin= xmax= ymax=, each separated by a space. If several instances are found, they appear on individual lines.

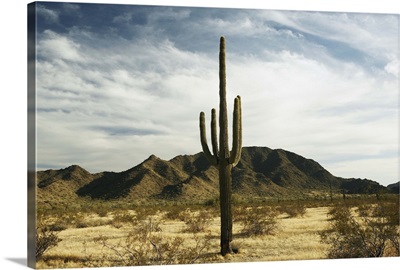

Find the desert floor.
xmin=37 ymin=205 xmax=332 ymax=268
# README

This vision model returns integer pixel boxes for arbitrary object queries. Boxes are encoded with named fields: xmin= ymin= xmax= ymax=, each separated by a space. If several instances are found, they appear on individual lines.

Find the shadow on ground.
xmin=6 ymin=258 xmax=26 ymax=267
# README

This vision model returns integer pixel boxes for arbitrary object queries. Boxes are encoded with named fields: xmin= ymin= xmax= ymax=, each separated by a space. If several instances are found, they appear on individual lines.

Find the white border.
xmin=1 ymin=1 xmax=398 ymax=270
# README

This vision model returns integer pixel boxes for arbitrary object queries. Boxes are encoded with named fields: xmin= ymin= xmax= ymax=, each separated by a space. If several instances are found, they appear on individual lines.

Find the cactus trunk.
xmin=199 ymin=36 xmax=242 ymax=256
xmin=219 ymin=160 xmax=233 ymax=255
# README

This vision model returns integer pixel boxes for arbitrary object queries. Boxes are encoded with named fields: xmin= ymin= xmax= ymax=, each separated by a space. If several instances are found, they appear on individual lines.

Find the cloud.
xmin=35 ymin=4 xmax=398 ymax=185
xmin=38 ymin=30 xmax=84 ymax=62
xmin=147 ymin=6 xmax=191 ymax=22
xmin=62 ymin=3 xmax=81 ymax=14
xmin=264 ymin=11 xmax=399 ymax=70
xmin=37 ymin=4 xmax=59 ymax=23
xmin=227 ymin=44 xmax=397 ymax=185
xmin=385 ymin=59 xmax=399 ymax=77
xmin=113 ymin=12 xmax=133 ymax=24
xmin=36 ymin=27 xmax=220 ymax=172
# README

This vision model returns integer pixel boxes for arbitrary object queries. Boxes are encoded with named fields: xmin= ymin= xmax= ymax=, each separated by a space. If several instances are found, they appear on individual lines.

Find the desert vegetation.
xmin=36 ymin=216 xmax=62 ymax=260
xmin=35 ymin=194 xmax=399 ymax=268
xmin=320 ymin=199 xmax=399 ymax=258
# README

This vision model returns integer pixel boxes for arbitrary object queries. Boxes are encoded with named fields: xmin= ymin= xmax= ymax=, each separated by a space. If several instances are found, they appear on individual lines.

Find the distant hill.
xmin=37 ymin=146 xmax=390 ymax=206
xmin=387 ymin=181 xmax=399 ymax=194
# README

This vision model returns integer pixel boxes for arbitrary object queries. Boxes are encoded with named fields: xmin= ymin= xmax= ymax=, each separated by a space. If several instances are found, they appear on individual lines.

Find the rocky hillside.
xmin=387 ymin=181 xmax=399 ymax=194
xmin=37 ymin=147 xmax=390 ymax=205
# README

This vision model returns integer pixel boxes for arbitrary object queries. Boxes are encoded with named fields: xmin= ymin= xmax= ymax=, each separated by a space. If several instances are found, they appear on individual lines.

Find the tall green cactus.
xmin=199 ymin=36 xmax=242 ymax=256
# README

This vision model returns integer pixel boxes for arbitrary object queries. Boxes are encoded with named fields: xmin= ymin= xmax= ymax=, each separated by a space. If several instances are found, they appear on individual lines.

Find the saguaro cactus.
xmin=199 ymin=36 xmax=242 ymax=256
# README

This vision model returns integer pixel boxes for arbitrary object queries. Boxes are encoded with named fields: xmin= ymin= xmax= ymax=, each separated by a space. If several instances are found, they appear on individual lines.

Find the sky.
xmin=33 ymin=2 xmax=399 ymax=186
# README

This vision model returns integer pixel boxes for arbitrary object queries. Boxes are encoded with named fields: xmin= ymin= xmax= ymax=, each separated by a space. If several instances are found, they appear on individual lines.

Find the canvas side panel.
xmin=27 ymin=2 xmax=37 ymax=269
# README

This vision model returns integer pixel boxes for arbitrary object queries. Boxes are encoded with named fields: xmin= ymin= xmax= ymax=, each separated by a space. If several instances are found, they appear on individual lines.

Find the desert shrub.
xmin=356 ymin=202 xmax=374 ymax=217
xmin=371 ymin=201 xmax=399 ymax=226
xmin=75 ymin=221 xmax=90 ymax=228
xmin=36 ymin=220 xmax=62 ymax=260
xmin=182 ymin=210 xmax=213 ymax=233
xmin=204 ymin=197 xmax=219 ymax=207
xmin=94 ymin=217 xmax=211 ymax=266
xmin=75 ymin=217 xmax=111 ymax=229
xmin=95 ymin=208 xmax=109 ymax=218
xmin=47 ymin=222 xmax=68 ymax=232
xmin=58 ymin=212 xmax=86 ymax=229
xmin=43 ymin=213 xmax=84 ymax=231
xmin=164 ymin=207 xmax=187 ymax=221
xmin=134 ymin=206 xmax=159 ymax=220
xmin=279 ymin=203 xmax=307 ymax=218
xmin=369 ymin=201 xmax=400 ymax=255
xmin=111 ymin=211 xmax=137 ymax=228
xmin=40 ymin=213 xmax=77 ymax=232
xmin=320 ymin=202 xmax=400 ymax=258
xmin=235 ymin=206 xmax=279 ymax=236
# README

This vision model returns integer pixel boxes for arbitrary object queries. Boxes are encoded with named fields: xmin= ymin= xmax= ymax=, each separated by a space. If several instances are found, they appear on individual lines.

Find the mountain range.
xmin=36 ymin=146 xmax=397 ymax=206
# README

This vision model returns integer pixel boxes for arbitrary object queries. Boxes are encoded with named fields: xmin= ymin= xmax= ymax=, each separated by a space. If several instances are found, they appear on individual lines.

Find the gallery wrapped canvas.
xmin=28 ymin=1 xmax=399 ymax=269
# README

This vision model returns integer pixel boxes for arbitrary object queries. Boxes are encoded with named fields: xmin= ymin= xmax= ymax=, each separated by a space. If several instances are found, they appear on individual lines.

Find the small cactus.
xmin=199 ymin=36 xmax=242 ymax=255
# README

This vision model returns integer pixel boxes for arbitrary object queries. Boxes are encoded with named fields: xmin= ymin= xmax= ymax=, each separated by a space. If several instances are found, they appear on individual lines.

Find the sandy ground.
xmin=38 ymin=206 xmax=331 ymax=268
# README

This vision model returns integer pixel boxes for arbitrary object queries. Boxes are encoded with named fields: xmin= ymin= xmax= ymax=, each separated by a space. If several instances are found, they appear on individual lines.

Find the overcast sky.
xmin=34 ymin=2 xmax=398 ymax=186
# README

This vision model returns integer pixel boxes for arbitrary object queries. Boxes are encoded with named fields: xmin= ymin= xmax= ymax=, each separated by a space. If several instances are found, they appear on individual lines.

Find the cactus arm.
xmin=199 ymin=112 xmax=218 ymax=166
xmin=229 ymin=95 xmax=242 ymax=166
xmin=211 ymin=108 xmax=219 ymax=158
xmin=237 ymin=95 xmax=242 ymax=164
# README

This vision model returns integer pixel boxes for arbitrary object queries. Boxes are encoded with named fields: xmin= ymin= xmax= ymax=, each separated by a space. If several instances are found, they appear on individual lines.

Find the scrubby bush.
xmin=182 ymin=210 xmax=214 ymax=233
xmin=94 ymin=217 xmax=211 ymax=266
xmin=235 ymin=206 xmax=279 ymax=236
xmin=164 ymin=207 xmax=187 ymax=221
xmin=204 ymin=197 xmax=219 ymax=207
xmin=95 ymin=208 xmax=109 ymax=218
xmin=57 ymin=212 xmax=86 ymax=229
xmin=320 ymin=202 xmax=399 ymax=258
xmin=111 ymin=211 xmax=137 ymax=228
xmin=47 ymin=222 xmax=68 ymax=232
xmin=36 ymin=220 xmax=62 ymax=260
xmin=279 ymin=203 xmax=307 ymax=218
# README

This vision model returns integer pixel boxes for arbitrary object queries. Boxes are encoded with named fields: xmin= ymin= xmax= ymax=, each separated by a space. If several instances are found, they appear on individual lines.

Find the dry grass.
xmin=223 ymin=207 xmax=330 ymax=263
xmin=36 ymin=206 xmax=333 ymax=268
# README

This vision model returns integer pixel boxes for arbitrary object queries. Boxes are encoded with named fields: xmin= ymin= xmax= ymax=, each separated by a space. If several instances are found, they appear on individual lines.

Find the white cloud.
xmin=38 ymin=30 xmax=84 ymax=62
xmin=385 ymin=59 xmax=399 ymax=77
xmin=147 ymin=7 xmax=191 ymax=22
xmin=36 ymin=31 xmax=220 ymax=172
xmin=37 ymin=4 xmax=59 ymax=23
xmin=113 ymin=12 xmax=133 ymax=24
xmin=265 ymin=11 xmax=399 ymax=64
xmin=62 ymin=3 xmax=81 ymax=13
xmin=35 ymin=6 xmax=398 ymax=186
xmin=227 ymin=43 xmax=397 ymax=185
